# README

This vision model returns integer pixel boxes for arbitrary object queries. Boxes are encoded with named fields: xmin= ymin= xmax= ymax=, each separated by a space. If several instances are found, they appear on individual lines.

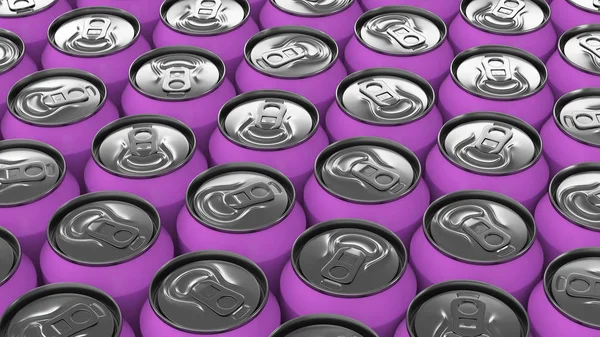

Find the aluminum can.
xmin=270 ymin=314 xmax=379 ymax=337
xmin=528 ymin=248 xmax=600 ymax=337
xmin=395 ymin=280 xmax=532 ymax=337
xmin=235 ymin=26 xmax=348 ymax=120
xmin=0 ymin=227 xmax=37 ymax=315
xmin=2 ymin=69 xmax=119 ymax=183
xmin=209 ymin=90 xmax=329 ymax=200
xmin=547 ymin=24 xmax=600 ymax=99
xmin=40 ymin=192 xmax=175 ymax=333
xmin=410 ymin=190 xmax=544 ymax=305
xmin=279 ymin=219 xmax=417 ymax=337
xmin=439 ymin=45 xmax=554 ymax=131
xmin=425 ymin=112 xmax=549 ymax=212
xmin=122 ymin=46 xmax=237 ymax=156
xmin=550 ymin=0 xmax=600 ymax=36
xmin=83 ymin=115 xmax=208 ymax=237
xmin=42 ymin=7 xmax=152 ymax=108
xmin=326 ymin=68 xmax=443 ymax=163
xmin=140 ymin=251 xmax=281 ymax=337
xmin=359 ymin=0 xmax=461 ymax=25
xmin=153 ymin=0 xmax=259 ymax=83
xmin=344 ymin=6 xmax=454 ymax=92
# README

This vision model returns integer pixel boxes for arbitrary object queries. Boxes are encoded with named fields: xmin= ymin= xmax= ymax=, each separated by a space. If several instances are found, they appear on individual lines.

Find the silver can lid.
xmin=559 ymin=24 xmax=600 ymax=76
xmin=0 ymin=227 xmax=20 ymax=286
xmin=336 ymin=68 xmax=435 ymax=125
xmin=130 ymin=46 xmax=226 ymax=101
xmin=461 ymin=0 xmax=550 ymax=35
xmin=270 ymin=0 xmax=354 ymax=17
xmin=0 ymin=29 xmax=24 ymax=74
xmin=439 ymin=112 xmax=542 ymax=175
xmin=244 ymin=26 xmax=338 ymax=78
xmin=48 ymin=7 xmax=140 ymax=57
xmin=567 ymin=0 xmax=600 ymax=14
xmin=160 ymin=0 xmax=250 ymax=36
xmin=554 ymin=88 xmax=600 ymax=147
xmin=0 ymin=0 xmax=57 ymax=17
xmin=269 ymin=315 xmax=379 ymax=337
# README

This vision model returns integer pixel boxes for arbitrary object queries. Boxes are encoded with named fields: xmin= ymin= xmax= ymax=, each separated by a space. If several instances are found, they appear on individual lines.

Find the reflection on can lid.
xmin=0 ymin=0 xmax=57 ymax=17
xmin=555 ymin=89 xmax=600 ymax=147
xmin=461 ymin=0 xmax=550 ymax=35
xmin=440 ymin=112 xmax=541 ymax=175
xmin=150 ymin=251 xmax=268 ymax=333
xmin=269 ymin=314 xmax=379 ymax=337
xmin=545 ymin=248 xmax=600 ymax=329
xmin=0 ymin=29 xmax=24 ymax=74
xmin=292 ymin=219 xmax=406 ymax=297
xmin=161 ymin=0 xmax=249 ymax=35
xmin=407 ymin=281 xmax=529 ymax=337
xmin=567 ymin=0 xmax=600 ymax=14
xmin=0 ymin=227 xmax=19 ymax=286
xmin=337 ymin=68 xmax=434 ymax=125
xmin=271 ymin=0 xmax=353 ymax=16
xmin=560 ymin=24 xmax=600 ymax=76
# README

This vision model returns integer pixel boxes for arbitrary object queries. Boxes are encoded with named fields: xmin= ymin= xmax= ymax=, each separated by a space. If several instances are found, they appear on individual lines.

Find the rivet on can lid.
xmin=567 ymin=0 xmax=600 ymax=14
xmin=554 ymin=88 xmax=600 ymax=147
xmin=269 ymin=314 xmax=379 ymax=337
xmin=161 ymin=0 xmax=249 ymax=36
xmin=559 ymin=24 xmax=600 ymax=76
xmin=0 ymin=227 xmax=20 ymax=286
xmin=270 ymin=0 xmax=354 ymax=17
xmin=461 ymin=0 xmax=550 ymax=35
xmin=0 ymin=0 xmax=57 ymax=17
xmin=0 ymin=29 xmax=24 ymax=74
xmin=149 ymin=251 xmax=268 ymax=333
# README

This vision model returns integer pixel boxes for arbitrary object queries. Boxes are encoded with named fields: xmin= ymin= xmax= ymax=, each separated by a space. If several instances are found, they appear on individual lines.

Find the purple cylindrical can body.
xmin=360 ymin=0 xmax=460 ymax=24
xmin=550 ymin=0 xmax=600 ymax=36
xmin=0 ymin=227 xmax=37 ymax=315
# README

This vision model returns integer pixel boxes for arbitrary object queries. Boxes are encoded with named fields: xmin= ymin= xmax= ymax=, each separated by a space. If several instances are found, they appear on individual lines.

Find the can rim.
xmin=335 ymin=67 xmax=436 ymax=126
xmin=552 ymin=88 xmax=600 ymax=148
xmin=217 ymin=89 xmax=320 ymax=151
xmin=437 ymin=111 xmax=544 ymax=176
xmin=268 ymin=0 xmax=356 ymax=18
xmin=422 ymin=189 xmax=537 ymax=265
xmin=0 ymin=0 xmax=59 ymax=18
xmin=148 ymin=250 xmax=269 ymax=334
xmin=566 ymin=0 xmax=600 ymax=15
xmin=128 ymin=45 xmax=227 ymax=102
xmin=406 ymin=280 xmax=530 ymax=337
xmin=0 ymin=29 xmax=25 ymax=74
xmin=544 ymin=247 xmax=600 ymax=330
xmin=269 ymin=314 xmax=379 ymax=337
xmin=90 ymin=114 xmax=198 ymax=179
xmin=450 ymin=45 xmax=548 ymax=101
xmin=243 ymin=25 xmax=340 ymax=79
xmin=558 ymin=24 xmax=600 ymax=76
xmin=291 ymin=218 xmax=408 ymax=298
xmin=47 ymin=7 xmax=142 ymax=58
xmin=0 ymin=226 xmax=21 ymax=286
xmin=185 ymin=162 xmax=296 ymax=233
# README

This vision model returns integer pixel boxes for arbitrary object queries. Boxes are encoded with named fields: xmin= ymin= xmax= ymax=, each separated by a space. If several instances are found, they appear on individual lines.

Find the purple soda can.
xmin=359 ymin=0 xmax=460 ymax=25
xmin=270 ymin=314 xmax=379 ymax=337
xmin=344 ymin=6 xmax=454 ymax=92
xmin=425 ymin=112 xmax=550 ymax=212
xmin=0 ymin=140 xmax=80 ymax=267
xmin=550 ymin=0 xmax=600 ymax=36
xmin=0 ymin=283 xmax=136 ymax=337
xmin=140 ymin=251 xmax=281 ymax=337
xmin=122 ymin=46 xmax=236 ymax=156
xmin=40 ymin=192 xmax=175 ymax=332
xmin=42 ymin=7 xmax=152 ymax=108
xmin=153 ymin=0 xmax=259 ymax=83
xmin=209 ymin=90 xmax=329 ymax=199
xmin=528 ymin=248 xmax=600 ymax=337
xmin=235 ymin=26 xmax=348 ymax=119
xmin=84 ymin=115 xmax=208 ymax=237
xmin=2 ymin=68 xmax=120 ymax=183
xmin=394 ymin=280 xmax=532 ymax=337
xmin=410 ymin=190 xmax=544 ymax=305
xmin=325 ymin=68 xmax=443 ymax=164
xmin=279 ymin=219 xmax=417 ymax=337
xmin=439 ymin=45 xmax=554 ymax=131
xmin=0 ymin=227 xmax=37 ymax=315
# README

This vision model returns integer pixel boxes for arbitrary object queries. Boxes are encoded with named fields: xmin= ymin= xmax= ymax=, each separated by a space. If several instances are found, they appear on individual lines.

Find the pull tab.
xmin=86 ymin=218 xmax=140 ymax=249
xmin=81 ymin=17 xmax=112 ymax=41
xmin=7 ymin=0 xmax=35 ymax=12
xmin=449 ymin=294 xmax=486 ymax=337
xmin=195 ymin=0 xmax=222 ymax=20
xmin=191 ymin=279 xmax=246 ymax=316
xmin=162 ymin=67 xmax=192 ymax=94
xmin=261 ymin=45 xmax=306 ymax=68
xmin=490 ymin=0 xmax=525 ymax=20
xmin=0 ymin=161 xmax=47 ymax=184
xmin=571 ymin=111 xmax=600 ymax=130
xmin=474 ymin=124 xmax=514 ymax=155
xmin=482 ymin=56 xmax=513 ymax=82
xmin=358 ymin=79 xmax=401 ymax=108
xmin=566 ymin=273 xmax=600 ymax=300
xmin=320 ymin=247 xmax=366 ymax=287
xmin=350 ymin=160 xmax=402 ymax=192
xmin=386 ymin=21 xmax=426 ymax=49
xmin=223 ymin=182 xmax=275 ymax=210
xmin=254 ymin=99 xmax=287 ymax=130
xmin=43 ymin=84 xmax=90 ymax=109
xmin=586 ymin=189 xmax=600 ymax=207
xmin=580 ymin=36 xmax=600 ymax=60
xmin=463 ymin=219 xmax=512 ymax=252
xmin=40 ymin=303 xmax=105 ymax=337
xmin=128 ymin=126 xmax=159 ymax=157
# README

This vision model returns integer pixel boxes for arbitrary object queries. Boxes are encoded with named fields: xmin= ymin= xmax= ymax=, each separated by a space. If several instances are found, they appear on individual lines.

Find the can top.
xmin=149 ymin=251 xmax=269 ymax=333
xmin=269 ymin=314 xmax=379 ymax=337
xmin=130 ymin=46 xmax=226 ymax=101
xmin=187 ymin=163 xmax=295 ymax=233
xmin=0 ymin=283 xmax=122 ymax=337
xmin=336 ymin=68 xmax=435 ymax=126
xmin=544 ymin=248 xmax=600 ymax=329
xmin=559 ymin=24 xmax=600 ymax=76
xmin=0 ymin=227 xmax=20 ymax=286
xmin=0 ymin=29 xmax=24 ymax=74
xmin=270 ymin=0 xmax=354 ymax=17
xmin=461 ymin=0 xmax=550 ymax=35
xmin=451 ymin=45 xmax=547 ymax=100
xmin=0 ymin=0 xmax=57 ymax=17
xmin=244 ymin=26 xmax=338 ymax=78
xmin=161 ymin=0 xmax=250 ymax=36
xmin=292 ymin=219 xmax=407 ymax=297
xmin=48 ymin=7 xmax=140 ymax=58
xmin=92 ymin=115 xmax=196 ymax=178
xmin=439 ymin=112 xmax=542 ymax=175
xmin=407 ymin=280 xmax=530 ymax=337
xmin=554 ymin=88 xmax=600 ymax=147
xmin=567 ymin=0 xmax=600 ymax=14
xmin=424 ymin=190 xmax=536 ymax=264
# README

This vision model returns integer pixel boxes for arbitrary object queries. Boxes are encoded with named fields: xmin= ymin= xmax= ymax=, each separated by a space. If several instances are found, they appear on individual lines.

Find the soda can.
xmin=84 ymin=115 xmax=208 ymax=237
xmin=42 ymin=7 xmax=152 ymax=108
xmin=209 ymin=90 xmax=329 ymax=199
xmin=122 ymin=46 xmax=237 ymax=156
xmin=344 ymin=6 xmax=454 ymax=92
xmin=303 ymin=137 xmax=430 ymax=248
xmin=269 ymin=314 xmax=379 ymax=337
xmin=528 ymin=248 xmax=600 ymax=337
xmin=410 ymin=190 xmax=544 ymax=305
xmin=2 ymin=69 xmax=120 ymax=183
xmin=235 ymin=26 xmax=348 ymax=119
xmin=40 ymin=191 xmax=175 ymax=332
xmin=0 ymin=227 xmax=37 ymax=314
xmin=359 ymin=0 xmax=460 ymax=25
xmin=425 ymin=112 xmax=550 ymax=212
xmin=550 ymin=0 xmax=600 ymax=36
xmin=449 ymin=0 xmax=556 ymax=62
xmin=0 ymin=283 xmax=136 ymax=337
xmin=153 ymin=0 xmax=259 ymax=83
xmin=140 ymin=251 xmax=281 ymax=337
xmin=439 ymin=45 xmax=554 ymax=131
xmin=325 ymin=68 xmax=443 ymax=164
xmin=279 ymin=219 xmax=417 ymax=337
xmin=0 ymin=139 xmax=80 ymax=267
xmin=394 ymin=280 xmax=531 ymax=337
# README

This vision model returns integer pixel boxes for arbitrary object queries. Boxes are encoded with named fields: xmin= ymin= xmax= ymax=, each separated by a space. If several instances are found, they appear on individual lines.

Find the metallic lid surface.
xmin=461 ymin=0 xmax=550 ymax=35
xmin=560 ymin=24 xmax=600 ymax=76
xmin=567 ymin=0 xmax=600 ymax=13
xmin=555 ymin=89 xmax=600 ymax=147
xmin=0 ymin=29 xmax=24 ymax=74
xmin=270 ymin=0 xmax=354 ymax=16
xmin=0 ymin=227 xmax=19 ymax=285
xmin=0 ymin=0 xmax=57 ymax=17
xmin=161 ymin=0 xmax=249 ymax=35
xmin=269 ymin=315 xmax=379 ymax=337
xmin=552 ymin=163 xmax=600 ymax=231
